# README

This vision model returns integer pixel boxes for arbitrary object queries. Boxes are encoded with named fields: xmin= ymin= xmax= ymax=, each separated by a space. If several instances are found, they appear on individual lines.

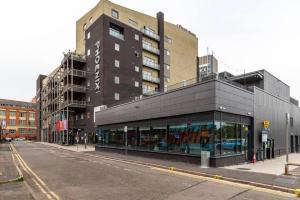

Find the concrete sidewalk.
xmin=0 ymin=143 xmax=21 ymax=183
xmin=38 ymin=142 xmax=95 ymax=152
xmin=224 ymin=153 xmax=300 ymax=176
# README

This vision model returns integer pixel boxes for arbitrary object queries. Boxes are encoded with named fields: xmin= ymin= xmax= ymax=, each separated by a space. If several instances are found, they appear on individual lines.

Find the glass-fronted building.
xmin=95 ymin=70 xmax=300 ymax=167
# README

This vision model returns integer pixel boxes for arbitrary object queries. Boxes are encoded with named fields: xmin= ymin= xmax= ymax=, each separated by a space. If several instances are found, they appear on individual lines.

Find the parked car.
xmin=4 ymin=137 xmax=12 ymax=142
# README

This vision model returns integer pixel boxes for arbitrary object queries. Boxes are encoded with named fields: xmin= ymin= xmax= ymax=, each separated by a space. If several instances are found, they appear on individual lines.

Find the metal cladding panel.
xmin=253 ymin=87 xmax=300 ymax=152
xmin=95 ymin=80 xmax=255 ymax=126
xmin=215 ymin=81 xmax=254 ymax=116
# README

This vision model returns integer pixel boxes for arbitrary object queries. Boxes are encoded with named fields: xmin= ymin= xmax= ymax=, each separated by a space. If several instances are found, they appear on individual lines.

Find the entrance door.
xmin=295 ymin=136 xmax=299 ymax=153
xmin=291 ymin=136 xmax=294 ymax=153
xmin=242 ymin=124 xmax=252 ymax=161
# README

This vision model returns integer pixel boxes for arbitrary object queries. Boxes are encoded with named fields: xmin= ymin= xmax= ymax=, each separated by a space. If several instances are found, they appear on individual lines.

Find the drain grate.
xmin=236 ymin=168 xmax=251 ymax=171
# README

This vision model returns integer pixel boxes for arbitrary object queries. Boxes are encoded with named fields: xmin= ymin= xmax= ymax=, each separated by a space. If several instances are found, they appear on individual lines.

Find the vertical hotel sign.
xmin=94 ymin=40 xmax=101 ymax=93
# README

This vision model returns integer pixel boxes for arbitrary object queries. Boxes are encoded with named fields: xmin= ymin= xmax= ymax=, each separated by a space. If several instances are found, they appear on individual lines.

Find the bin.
xmin=201 ymin=151 xmax=210 ymax=168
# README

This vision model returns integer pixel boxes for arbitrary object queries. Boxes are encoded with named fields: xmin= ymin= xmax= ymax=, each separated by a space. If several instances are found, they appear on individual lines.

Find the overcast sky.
xmin=1 ymin=0 xmax=300 ymax=102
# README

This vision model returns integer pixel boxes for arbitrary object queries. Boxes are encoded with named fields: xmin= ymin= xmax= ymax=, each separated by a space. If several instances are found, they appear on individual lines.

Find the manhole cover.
xmin=237 ymin=168 xmax=251 ymax=171
xmin=274 ymin=177 xmax=296 ymax=185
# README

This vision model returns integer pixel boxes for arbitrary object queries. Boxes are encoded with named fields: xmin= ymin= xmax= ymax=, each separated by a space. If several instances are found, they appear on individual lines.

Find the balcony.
xmin=109 ymin=28 xmax=124 ymax=40
xmin=142 ymin=42 xmax=160 ymax=55
xmin=143 ymin=59 xmax=160 ymax=70
xmin=62 ymin=100 xmax=86 ymax=108
xmin=143 ymin=89 xmax=159 ymax=96
xmin=141 ymin=28 xmax=160 ymax=41
xmin=63 ymin=69 xmax=86 ymax=78
xmin=142 ymin=74 xmax=160 ymax=84
xmin=63 ymin=84 xmax=86 ymax=93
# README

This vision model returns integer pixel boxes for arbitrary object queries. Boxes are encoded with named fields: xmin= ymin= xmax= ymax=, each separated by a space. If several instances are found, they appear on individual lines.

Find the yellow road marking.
xmin=11 ymin=144 xmax=60 ymax=200
xmin=150 ymin=167 xmax=296 ymax=198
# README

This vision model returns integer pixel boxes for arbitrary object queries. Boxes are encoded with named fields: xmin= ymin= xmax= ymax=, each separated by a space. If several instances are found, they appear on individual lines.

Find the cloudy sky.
xmin=1 ymin=0 xmax=300 ymax=102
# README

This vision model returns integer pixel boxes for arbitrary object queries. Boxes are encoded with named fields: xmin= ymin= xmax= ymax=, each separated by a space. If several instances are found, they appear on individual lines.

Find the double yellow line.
xmin=10 ymin=144 xmax=60 ymax=200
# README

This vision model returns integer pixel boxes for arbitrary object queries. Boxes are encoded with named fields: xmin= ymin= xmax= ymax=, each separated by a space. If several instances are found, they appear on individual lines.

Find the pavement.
xmin=224 ymin=153 xmax=300 ymax=175
xmin=5 ymin=141 xmax=299 ymax=200
xmin=37 ymin=142 xmax=95 ymax=152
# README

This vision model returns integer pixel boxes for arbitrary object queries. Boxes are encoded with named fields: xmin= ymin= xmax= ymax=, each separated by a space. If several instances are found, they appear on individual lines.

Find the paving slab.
xmin=0 ymin=143 xmax=19 ymax=182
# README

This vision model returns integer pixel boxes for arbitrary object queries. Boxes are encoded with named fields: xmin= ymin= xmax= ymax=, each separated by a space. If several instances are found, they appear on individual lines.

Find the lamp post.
xmin=285 ymin=113 xmax=290 ymax=175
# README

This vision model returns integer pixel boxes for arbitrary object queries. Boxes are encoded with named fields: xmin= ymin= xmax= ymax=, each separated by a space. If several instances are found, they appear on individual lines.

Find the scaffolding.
xmin=41 ymin=52 xmax=87 ymax=144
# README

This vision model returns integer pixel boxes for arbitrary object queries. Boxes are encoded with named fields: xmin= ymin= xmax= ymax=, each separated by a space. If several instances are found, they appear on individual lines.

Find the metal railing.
xmin=142 ymin=42 xmax=160 ymax=55
xmin=142 ymin=74 xmax=160 ymax=83
xmin=63 ymin=84 xmax=86 ymax=93
xmin=63 ymin=69 xmax=86 ymax=78
xmin=109 ymin=28 xmax=124 ymax=40
xmin=141 ymin=28 xmax=160 ymax=41
xmin=143 ymin=59 xmax=160 ymax=70
xmin=62 ymin=100 xmax=86 ymax=108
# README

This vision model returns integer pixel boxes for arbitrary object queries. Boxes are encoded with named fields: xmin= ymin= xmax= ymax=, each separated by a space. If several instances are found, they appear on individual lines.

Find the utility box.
xmin=201 ymin=151 xmax=210 ymax=168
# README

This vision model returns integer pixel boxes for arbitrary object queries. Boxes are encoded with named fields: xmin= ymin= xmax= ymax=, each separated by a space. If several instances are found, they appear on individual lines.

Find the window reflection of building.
xmin=168 ymin=124 xmax=188 ymax=153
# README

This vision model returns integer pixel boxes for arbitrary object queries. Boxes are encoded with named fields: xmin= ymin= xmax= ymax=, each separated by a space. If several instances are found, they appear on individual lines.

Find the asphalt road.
xmin=5 ymin=141 xmax=297 ymax=200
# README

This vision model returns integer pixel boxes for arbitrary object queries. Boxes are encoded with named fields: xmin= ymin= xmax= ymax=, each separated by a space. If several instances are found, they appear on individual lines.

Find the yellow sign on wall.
xmin=263 ymin=120 xmax=270 ymax=129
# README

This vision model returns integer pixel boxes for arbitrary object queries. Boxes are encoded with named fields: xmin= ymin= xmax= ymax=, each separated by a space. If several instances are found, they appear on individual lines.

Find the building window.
xmin=83 ymin=23 xmax=87 ymax=30
xmin=28 ymin=120 xmax=35 ymax=126
xmin=114 ymin=76 xmax=120 ymax=84
xmin=165 ymin=64 xmax=170 ymax=70
xmin=87 ymin=66 xmax=90 ymax=72
xmin=135 ymin=81 xmax=139 ymax=87
xmin=87 ymin=96 xmax=91 ymax=102
xmin=134 ymin=34 xmax=139 ymax=41
xmin=87 ymin=32 xmax=91 ymax=39
xmin=19 ymin=128 xmax=26 ymax=134
xmin=81 ymin=113 xmax=84 ymax=120
xmin=87 ymin=112 xmax=91 ymax=119
xmin=19 ymin=120 xmax=26 ymax=126
xmin=164 ymin=49 xmax=170 ymax=56
xmin=114 ymin=60 xmax=120 ymax=68
xmin=165 ymin=35 xmax=173 ymax=44
xmin=115 ymin=43 xmax=120 ymax=51
xmin=128 ymin=19 xmax=138 ymax=27
xmin=134 ymin=51 xmax=139 ymax=57
xmin=135 ymin=66 xmax=139 ymax=72
xmin=114 ymin=93 xmax=120 ymax=101
xmin=89 ymin=17 xmax=93 ymax=23
xmin=19 ymin=112 xmax=26 ymax=118
xmin=9 ymin=111 xmax=16 ymax=117
xmin=87 ymin=80 xmax=90 ymax=87
xmin=87 ymin=49 xmax=90 ymax=56
xmin=9 ymin=129 xmax=16 ymax=134
xmin=75 ymin=115 xmax=78 ymax=121
xmin=111 ymin=9 xmax=119 ymax=19
xmin=0 ymin=110 xmax=5 ymax=116
xmin=9 ymin=119 xmax=16 ymax=126
xmin=29 ymin=113 xmax=35 ymax=118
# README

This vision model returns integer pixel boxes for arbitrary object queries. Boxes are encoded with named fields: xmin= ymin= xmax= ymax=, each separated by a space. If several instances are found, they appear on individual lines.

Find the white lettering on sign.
xmin=94 ymin=40 xmax=101 ymax=93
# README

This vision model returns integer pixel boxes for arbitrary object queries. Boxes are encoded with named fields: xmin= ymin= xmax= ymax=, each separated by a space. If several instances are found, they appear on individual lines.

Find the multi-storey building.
xmin=197 ymin=54 xmax=218 ymax=80
xmin=38 ymin=0 xmax=199 ymax=144
xmin=0 ymin=99 xmax=37 ymax=140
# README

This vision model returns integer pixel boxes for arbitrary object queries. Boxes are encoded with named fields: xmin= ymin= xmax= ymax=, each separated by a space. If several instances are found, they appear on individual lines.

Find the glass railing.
xmin=143 ymin=59 xmax=160 ymax=70
xmin=141 ymin=28 xmax=160 ymax=41
xmin=64 ymin=69 xmax=86 ymax=78
xmin=142 ymin=74 xmax=160 ymax=83
xmin=142 ymin=42 xmax=160 ymax=55
xmin=109 ymin=28 xmax=124 ymax=40
xmin=64 ymin=84 xmax=86 ymax=93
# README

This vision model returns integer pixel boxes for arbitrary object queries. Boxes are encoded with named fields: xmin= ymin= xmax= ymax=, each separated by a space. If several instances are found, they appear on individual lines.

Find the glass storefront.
xmin=96 ymin=112 xmax=252 ymax=158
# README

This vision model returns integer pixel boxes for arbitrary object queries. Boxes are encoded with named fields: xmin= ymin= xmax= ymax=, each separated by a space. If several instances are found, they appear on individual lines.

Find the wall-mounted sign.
xmin=94 ymin=40 xmax=101 ymax=93
xmin=262 ymin=132 xmax=268 ymax=142
xmin=263 ymin=120 xmax=270 ymax=129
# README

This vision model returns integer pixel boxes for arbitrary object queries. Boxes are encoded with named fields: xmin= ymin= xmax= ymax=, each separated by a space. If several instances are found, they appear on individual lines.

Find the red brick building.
xmin=0 ymin=99 xmax=37 ymax=140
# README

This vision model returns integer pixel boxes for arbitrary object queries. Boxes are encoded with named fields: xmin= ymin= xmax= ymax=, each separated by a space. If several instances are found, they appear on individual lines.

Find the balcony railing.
xmin=143 ymin=89 xmax=159 ymax=96
xmin=141 ymin=28 xmax=160 ymax=41
xmin=142 ymin=42 xmax=160 ymax=55
xmin=64 ymin=84 xmax=86 ymax=93
xmin=143 ymin=59 xmax=160 ymax=70
xmin=109 ymin=28 xmax=124 ymax=40
xmin=142 ymin=74 xmax=160 ymax=84
xmin=62 ymin=100 xmax=87 ymax=108
xmin=64 ymin=69 xmax=86 ymax=78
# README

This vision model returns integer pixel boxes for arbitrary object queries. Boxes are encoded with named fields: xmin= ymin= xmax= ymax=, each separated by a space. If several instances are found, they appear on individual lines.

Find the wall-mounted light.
xmin=219 ymin=106 xmax=226 ymax=110
xmin=247 ymin=112 xmax=252 ymax=115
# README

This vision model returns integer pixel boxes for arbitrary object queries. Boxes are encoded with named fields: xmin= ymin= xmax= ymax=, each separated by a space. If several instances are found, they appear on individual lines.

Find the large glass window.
xmin=139 ymin=127 xmax=151 ymax=150
xmin=222 ymin=122 xmax=239 ymax=155
xmin=151 ymin=126 xmax=167 ymax=151
xmin=127 ymin=127 xmax=138 ymax=149
xmin=188 ymin=122 xmax=214 ymax=155
xmin=214 ymin=121 xmax=221 ymax=156
xmin=109 ymin=128 xmax=124 ymax=147
xmin=0 ymin=110 xmax=5 ymax=116
xmin=168 ymin=124 xmax=188 ymax=153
